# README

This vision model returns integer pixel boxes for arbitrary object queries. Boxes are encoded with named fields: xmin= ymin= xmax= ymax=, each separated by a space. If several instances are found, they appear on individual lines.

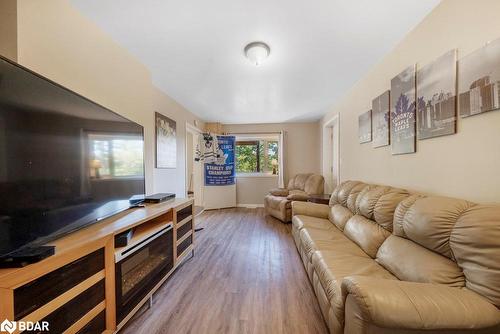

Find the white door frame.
xmin=322 ymin=114 xmax=340 ymax=193
xmin=185 ymin=122 xmax=203 ymax=202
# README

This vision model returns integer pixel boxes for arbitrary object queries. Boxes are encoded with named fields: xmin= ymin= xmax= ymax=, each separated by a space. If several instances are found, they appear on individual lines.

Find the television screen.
xmin=0 ymin=57 xmax=145 ymax=257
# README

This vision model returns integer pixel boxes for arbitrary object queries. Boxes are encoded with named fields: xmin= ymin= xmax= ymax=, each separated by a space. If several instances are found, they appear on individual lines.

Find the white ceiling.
xmin=71 ymin=0 xmax=440 ymax=124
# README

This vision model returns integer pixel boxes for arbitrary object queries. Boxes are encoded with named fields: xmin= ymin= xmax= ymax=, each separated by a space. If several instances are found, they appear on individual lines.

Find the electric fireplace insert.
xmin=115 ymin=224 xmax=174 ymax=323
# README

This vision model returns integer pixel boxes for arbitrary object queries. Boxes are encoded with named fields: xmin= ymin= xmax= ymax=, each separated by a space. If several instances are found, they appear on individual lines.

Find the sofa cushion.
xmin=287 ymin=189 xmax=309 ymax=201
xmin=393 ymin=194 xmax=423 ymax=238
xmin=343 ymin=215 xmax=391 ymax=258
xmin=392 ymin=195 xmax=500 ymax=307
xmin=398 ymin=196 xmax=473 ymax=259
xmin=293 ymin=173 xmax=312 ymax=191
xmin=292 ymin=214 xmax=332 ymax=232
xmin=355 ymin=185 xmax=410 ymax=232
xmin=377 ymin=235 xmax=465 ymax=287
xmin=342 ymin=276 xmax=500 ymax=331
xmin=312 ymin=250 xmax=396 ymax=327
xmin=269 ymin=188 xmax=289 ymax=197
xmin=451 ymin=204 xmax=500 ymax=307
xmin=304 ymin=174 xmax=325 ymax=195
xmin=299 ymin=224 xmax=350 ymax=261
xmin=328 ymin=204 xmax=354 ymax=231
xmin=292 ymin=201 xmax=330 ymax=221
xmin=330 ymin=180 xmax=366 ymax=207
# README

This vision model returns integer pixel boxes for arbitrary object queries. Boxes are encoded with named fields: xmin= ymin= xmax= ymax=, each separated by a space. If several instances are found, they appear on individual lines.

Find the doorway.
xmin=185 ymin=123 xmax=204 ymax=216
xmin=322 ymin=114 xmax=340 ymax=194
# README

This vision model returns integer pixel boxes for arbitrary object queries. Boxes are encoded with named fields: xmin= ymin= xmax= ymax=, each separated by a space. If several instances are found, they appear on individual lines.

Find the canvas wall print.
xmin=372 ymin=90 xmax=390 ymax=147
xmin=458 ymin=38 xmax=500 ymax=118
xmin=417 ymin=49 xmax=457 ymax=139
xmin=391 ymin=65 xmax=416 ymax=154
xmin=358 ymin=110 xmax=372 ymax=143
xmin=155 ymin=112 xmax=177 ymax=168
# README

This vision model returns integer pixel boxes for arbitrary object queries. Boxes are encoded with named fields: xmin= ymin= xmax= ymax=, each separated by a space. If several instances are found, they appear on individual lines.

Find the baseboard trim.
xmin=236 ymin=204 xmax=264 ymax=208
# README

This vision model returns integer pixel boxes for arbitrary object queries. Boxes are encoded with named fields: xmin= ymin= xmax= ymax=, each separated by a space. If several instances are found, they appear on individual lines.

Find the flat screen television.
xmin=0 ymin=56 xmax=146 ymax=257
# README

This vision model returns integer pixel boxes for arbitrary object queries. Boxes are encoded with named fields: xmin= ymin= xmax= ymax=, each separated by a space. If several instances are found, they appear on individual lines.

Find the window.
xmin=236 ymin=139 xmax=279 ymax=174
xmin=89 ymin=134 xmax=144 ymax=178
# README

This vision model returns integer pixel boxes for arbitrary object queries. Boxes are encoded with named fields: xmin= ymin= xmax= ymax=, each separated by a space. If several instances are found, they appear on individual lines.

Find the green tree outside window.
xmin=236 ymin=140 xmax=278 ymax=174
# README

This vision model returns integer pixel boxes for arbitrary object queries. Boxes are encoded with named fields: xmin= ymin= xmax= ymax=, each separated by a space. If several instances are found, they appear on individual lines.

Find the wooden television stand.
xmin=0 ymin=198 xmax=195 ymax=334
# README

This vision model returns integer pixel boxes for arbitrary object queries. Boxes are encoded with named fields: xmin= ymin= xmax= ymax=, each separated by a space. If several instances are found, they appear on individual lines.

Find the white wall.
xmin=223 ymin=122 xmax=321 ymax=205
xmin=152 ymin=87 xmax=204 ymax=196
xmin=0 ymin=0 xmax=17 ymax=61
xmin=186 ymin=131 xmax=194 ymax=192
xmin=11 ymin=0 xmax=202 ymax=197
xmin=235 ymin=176 xmax=278 ymax=206
xmin=321 ymin=0 xmax=500 ymax=203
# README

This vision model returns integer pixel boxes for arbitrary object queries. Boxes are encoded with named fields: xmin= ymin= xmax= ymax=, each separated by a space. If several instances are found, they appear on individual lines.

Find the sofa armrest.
xmin=292 ymin=201 xmax=329 ymax=219
xmin=342 ymin=276 xmax=500 ymax=331
xmin=287 ymin=193 xmax=309 ymax=201
xmin=269 ymin=188 xmax=289 ymax=197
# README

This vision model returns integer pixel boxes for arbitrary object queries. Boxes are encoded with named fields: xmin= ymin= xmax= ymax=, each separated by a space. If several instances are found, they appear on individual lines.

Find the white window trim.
xmin=236 ymin=172 xmax=278 ymax=178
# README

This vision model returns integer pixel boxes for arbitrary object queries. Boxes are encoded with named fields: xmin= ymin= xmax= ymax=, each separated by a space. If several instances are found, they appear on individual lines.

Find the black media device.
xmin=0 ymin=55 xmax=146 ymax=266
xmin=129 ymin=194 xmax=146 ymax=206
xmin=114 ymin=229 xmax=134 ymax=248
xmin=0 ymin=246 xmax=56 ymax=268
xmin=144 ymin=193 xmax=176 ymax=203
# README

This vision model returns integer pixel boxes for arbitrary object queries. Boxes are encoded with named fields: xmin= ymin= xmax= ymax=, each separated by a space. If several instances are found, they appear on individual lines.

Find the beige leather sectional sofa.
xmin=264 ymin=173 xmax=324 ymax=222
xmin=292 ymin=180 xmax=500 ymax=334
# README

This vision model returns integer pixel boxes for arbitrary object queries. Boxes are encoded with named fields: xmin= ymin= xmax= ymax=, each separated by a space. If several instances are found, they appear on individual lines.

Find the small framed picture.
xmin=155 ymin=112 xmax=177 ymax=168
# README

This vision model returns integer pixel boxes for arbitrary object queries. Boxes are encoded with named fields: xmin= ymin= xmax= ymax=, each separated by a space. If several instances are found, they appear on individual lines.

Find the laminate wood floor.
xmin=121 ymin=208 xmax=328 ymax=334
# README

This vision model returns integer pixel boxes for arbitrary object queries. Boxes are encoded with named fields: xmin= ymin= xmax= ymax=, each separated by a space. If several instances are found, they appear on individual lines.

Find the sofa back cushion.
xmin=343 ymin=185 xmax=410 ymax=258
xmin=304 ymin=174 xmax=325 ymax=195
xmin=344 ymin=215 xmax=391 ymax=258
xmin=328 ymin=181 xmax=369 ymax=230
xmin=355 ymin=186 xmax=410 ymax=232
xmin=386 ymin=195 xmax=500 ymax=307
xmin=287 ymin=173 xmax=325 ymax=194
xmin=329 ymin=204 xmax=353 ymax=231
xmin=292 ymin=173 xmax=312 ymax=190
xmin=329 ymin=180 xmax=367 ymax=207
xmin=377 ymin=235 xmax=465 ymax=287
xmin=452 ymin=205 xmax=500 ymax=307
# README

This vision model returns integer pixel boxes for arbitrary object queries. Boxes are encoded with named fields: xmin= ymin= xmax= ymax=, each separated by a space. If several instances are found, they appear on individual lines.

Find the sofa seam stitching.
xmin=448 ymin=202 xmax=478 ymax=263
xmin=372 ymin=187 xmax=392 ymax=225
xmin=396 ymin=282 xmax=424 ymax=326
xmin=399 ymin=195 xmax=420 ymax=238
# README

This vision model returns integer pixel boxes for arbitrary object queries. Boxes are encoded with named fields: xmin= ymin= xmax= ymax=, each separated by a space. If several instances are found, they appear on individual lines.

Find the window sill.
xmin=236 ymin=173 xmax=278 ymax=178
xmin=90 ymin=176 xmax=144 ymax=181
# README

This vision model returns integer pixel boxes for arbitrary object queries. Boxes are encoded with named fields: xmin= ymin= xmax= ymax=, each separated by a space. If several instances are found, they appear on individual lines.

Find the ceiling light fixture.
xmin=244 ymin=42 xmax=270 ymax=66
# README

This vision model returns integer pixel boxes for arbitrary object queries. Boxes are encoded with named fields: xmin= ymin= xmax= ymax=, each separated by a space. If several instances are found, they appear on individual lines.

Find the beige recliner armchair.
xmin=264 ymin=173 xmax=324 ymax=222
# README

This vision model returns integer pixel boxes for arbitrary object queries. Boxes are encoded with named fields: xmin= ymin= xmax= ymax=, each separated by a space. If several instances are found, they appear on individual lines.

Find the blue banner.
xmin=204 ymin=135 xmax=235 ymax=186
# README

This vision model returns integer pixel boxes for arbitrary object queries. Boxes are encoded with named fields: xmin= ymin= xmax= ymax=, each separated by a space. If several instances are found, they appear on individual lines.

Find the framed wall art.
xmin=391 ymin=65 xmax=416 ymax=154
xmin=372 ymin=90 xmax=390 ymax=147
xmin=458 ymin=38 xmax=500 ymax=118
xmin=417 ymin=49 xmax=457 ymax=139
xmin=155 ymin=112 xmax=177 ymax=168
xmin=358 ymin=110 xmax=372 ymax=144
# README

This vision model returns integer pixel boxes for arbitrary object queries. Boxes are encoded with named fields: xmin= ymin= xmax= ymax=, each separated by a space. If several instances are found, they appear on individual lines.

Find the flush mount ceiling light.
xmin=244 ymin=42 xmax=270 ymax=66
